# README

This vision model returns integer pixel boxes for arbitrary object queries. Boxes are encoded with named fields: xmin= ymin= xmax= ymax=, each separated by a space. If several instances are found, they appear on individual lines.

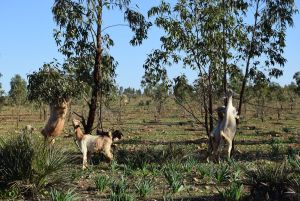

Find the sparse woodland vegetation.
xmin=0 ymin=0 xmax=299 ymax=200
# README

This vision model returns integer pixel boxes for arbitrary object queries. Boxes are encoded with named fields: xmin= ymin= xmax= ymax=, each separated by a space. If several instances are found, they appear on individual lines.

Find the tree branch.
xmin=101 ymin=24 xmax=129 ymax=32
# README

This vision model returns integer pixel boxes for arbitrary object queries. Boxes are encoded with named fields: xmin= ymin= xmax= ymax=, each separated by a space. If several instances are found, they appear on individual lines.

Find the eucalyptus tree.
xmin=142 ymin=67 xmax=171 ymax=121
xmin=145 ymin=0 xmax=297 ymax=137
xmin=237 ymin=0 xmax=298 ymax=116
xmin=8 ymin=74 xmax=27 ymax=106
xmin=173 ymin=75 xmax=202 ymax=123
xmin=144 ymin=0 xmax=246 ymax=135
xmin=52 ymin=0 xmax=151 ymax=133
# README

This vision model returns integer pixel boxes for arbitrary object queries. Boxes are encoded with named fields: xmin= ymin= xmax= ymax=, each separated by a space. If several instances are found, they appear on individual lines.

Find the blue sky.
xmin=0 ymin=0 xmax=299 ymax=93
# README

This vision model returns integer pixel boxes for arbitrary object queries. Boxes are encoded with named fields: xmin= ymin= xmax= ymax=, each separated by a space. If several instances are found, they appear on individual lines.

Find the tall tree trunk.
xmin=238 ymin=0 xmax=260 ymax=118
xmin=222 ymin=0 xmax=228 ymax=106
xmin=208 ymin=66 xmax=214 ymax=133
xmin=85 ymin=1 xmax=103 ymax=133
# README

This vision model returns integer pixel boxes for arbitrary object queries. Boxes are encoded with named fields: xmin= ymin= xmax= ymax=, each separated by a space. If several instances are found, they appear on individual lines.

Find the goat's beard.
xmin=41 ymin=100 xmax=69 ymax=138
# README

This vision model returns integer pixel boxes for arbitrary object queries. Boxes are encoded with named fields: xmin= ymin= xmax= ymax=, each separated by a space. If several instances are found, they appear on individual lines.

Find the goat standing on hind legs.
xmin=41 ymin=100 xmax=70 ymax=145
xmin=217 ymin=89 xmax=239 ymax=159
xmin=207 ymin=106 xmax=226 ymax=162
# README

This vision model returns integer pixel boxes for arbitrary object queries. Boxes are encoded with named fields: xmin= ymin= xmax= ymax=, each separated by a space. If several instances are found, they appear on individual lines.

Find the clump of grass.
xmin=110 ymin=160 xmax=119 ymax=172
xmin=50 ymin=188 xmax=79 ymax=201
xmin=164 ymin=164 xmax=184 ymax=193
xmin=0 ymin=135 xmax=34 ymax=185
xmin=135 ymin=178 xmax=153 ymax=198
xmin=214 ymin=163 xmax=231 ymax=184
xmin=287 ymin=146 xmax=297 ymax=159
xmin=110 ymin=177 xmax=134 ymax=201
xmin=116 ymin=144 xmax=187 ymax=171
xmin=95 ymin=175 xmax=109 ymax=192
xmin=289 ymin=156 xmax=300 ymax=173
xmin=270 ymin=139 xmax=283 ymax=157
xmin=0 ymin=134 xmax=73 ymax=199
xmin=197 ymin=163 xmax=213 ymax=180
xmin=163 ymin=194 xmax=174 ymax=201
xmin=243 ymin=162 xmax=294 ymax=200
xmin=219 ymin=182 xmax=244 ymax=201
xmin=182 ymin=156 xmax=197 ymax=172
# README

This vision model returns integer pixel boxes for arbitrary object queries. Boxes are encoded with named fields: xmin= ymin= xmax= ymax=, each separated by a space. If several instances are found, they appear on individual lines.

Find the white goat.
xmin=72 ymin=119 xmax=114 ymax=170
xmin=218 ymin=90 xmax=239 ymax=159
xmin=208 ymin=106 xmax=225 ymax=162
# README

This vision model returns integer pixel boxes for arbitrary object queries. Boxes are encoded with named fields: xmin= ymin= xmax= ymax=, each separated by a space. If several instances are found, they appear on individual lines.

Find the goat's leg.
xmin=82 ymin=147 xmax=88 ymax=170
xmin=87 ymin=152 xmax=92 ymax=165
xmin=104 ymin=150 xmax=113 ymax=162
xmin=230 ymin=139 xmax=235 ymax=157
xmin=220 ymin=131 xmax=233 ymax=159
xmin=227 ymin=140 xmax=233 ymax=159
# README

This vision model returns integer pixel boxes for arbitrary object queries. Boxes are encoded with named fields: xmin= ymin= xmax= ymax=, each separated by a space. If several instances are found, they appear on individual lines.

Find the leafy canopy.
xmin=9 ymin=74 xmax=27 ymax=105
xmin=27 ymin=61 xmax=81 ymax=105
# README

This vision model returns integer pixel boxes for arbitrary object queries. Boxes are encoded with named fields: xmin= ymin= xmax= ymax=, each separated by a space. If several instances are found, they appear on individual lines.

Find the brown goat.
xmin=41 ymin=100 xmax=69 ymax=144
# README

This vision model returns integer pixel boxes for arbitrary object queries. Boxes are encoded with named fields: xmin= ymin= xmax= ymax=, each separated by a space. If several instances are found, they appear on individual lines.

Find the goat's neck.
xmin=227 ymin=95 xmax=233 ymax=108
xmin=75 ymin=127 xmax=84 ymax=140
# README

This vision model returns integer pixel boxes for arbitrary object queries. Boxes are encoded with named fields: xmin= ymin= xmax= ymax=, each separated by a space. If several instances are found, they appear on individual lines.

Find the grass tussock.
xmin=0 ymin=134 xmax=74 ymax=199
xmin=243 ymin=161 xmax=298 ymax=200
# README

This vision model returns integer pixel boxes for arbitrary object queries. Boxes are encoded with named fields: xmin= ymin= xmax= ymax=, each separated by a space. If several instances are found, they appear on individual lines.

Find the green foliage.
xmin=289 ymin=157 xmax=300 ymax=173
xmin=32 ymin=144 xmax=74 ymax=190
xmin=52 ymin=0 xmax=151 ymax=58
xmin=8 ymin=74 xmax=27 ymax=105
xmin=143 ymin=81 xmax=170 ymax=119
xmin=135 ymin=178 xmax=153 ymax=198
xmin=270 ymin=139 xmax=283 ymax=157
xmin=182 ymin=156 xmax=198 ymax=172
xmin=243 ymin=162 xmax=294 ymax=200
xmin=27 ymin=61 xmax=80 ymax=104
xmin=197 ymin=163 xmax=214 ymax=179
xmin=219 ymin=182 xmax=244 ymax=201
xmin=110 ymin=177 xmax=134 ymax=201
xmin=164 ymin=165 xmax=184 ymax=193
xmin=214 ymin=163 xmax=231 ymax=184
xmin=95 ymin=175 xmax=109 ymax=192
xmin=0 ymin=134 xmax=73 ymax=199
xmin=173 ymin=75 xmax=194 ymax=103
xmin=50 ymin=188 xmax=79 ymax=201
xmin=116 ymin=144 xmax=186 ymax=171
xmin=0 ymin=135 xmax=34 ymax=185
